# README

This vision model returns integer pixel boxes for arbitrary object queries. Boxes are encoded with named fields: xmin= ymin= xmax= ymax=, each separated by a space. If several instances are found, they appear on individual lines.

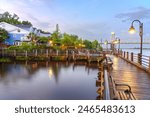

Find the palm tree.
xmin=27 ymin=33 xmax=38 ymax=44
xmin=0 ymin=28 xmax=9 ymax=43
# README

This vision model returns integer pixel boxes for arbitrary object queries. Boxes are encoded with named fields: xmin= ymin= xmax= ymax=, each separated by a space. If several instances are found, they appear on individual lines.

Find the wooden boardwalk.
xmin=109 ymin=55 xmax=150 ymax=100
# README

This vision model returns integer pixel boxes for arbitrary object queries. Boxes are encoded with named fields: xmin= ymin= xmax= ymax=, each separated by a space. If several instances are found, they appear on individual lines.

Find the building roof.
xmin=0 ymin=22 xmax=30 ymax=34
xmin=15 ymin=24 xmax=32 ymax=31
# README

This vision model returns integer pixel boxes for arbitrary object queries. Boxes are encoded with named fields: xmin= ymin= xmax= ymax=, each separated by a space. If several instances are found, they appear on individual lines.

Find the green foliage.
xmin=51 ymin=31 xmax=62 ymax=44
xmin=37 ymin=37 xmax=49 ymax=43
xmin=8 ymin=42 xmax=37 ymax=51
xmin=16 ymin=56 xmax=28 ymax=61
xmin=27 ymin=33 xmax=38 ymax=43
xmin=0 ymin=58 xmax=11 ymax=62
xmin=91 ymin=40 xmax=99 ymax=49
xmin=0 ymin=11 xmax=32 ymax=25
xmin=22 ymin=21 xmax=32 ymax=26
xmin=0 ymin=28 xmax=9 ymax=43
xmin=83 ymin=40 xmax=92 ymax=49
xmin=51 ymin=56 xmax=66 ymax=61
xmin=62 ymin=33 xmax=74 ymax=46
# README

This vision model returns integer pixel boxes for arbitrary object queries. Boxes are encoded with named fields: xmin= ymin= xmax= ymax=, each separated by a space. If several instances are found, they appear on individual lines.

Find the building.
xmin=0 ymin=22 xmax=31 ymax=45
xmin=0 ymin=22 xmax=51 ymax=46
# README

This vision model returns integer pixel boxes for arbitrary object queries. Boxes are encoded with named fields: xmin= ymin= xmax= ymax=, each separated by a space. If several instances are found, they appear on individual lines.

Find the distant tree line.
xmin=0 ymin=11 xmax=32 ymax=26
xmin=0 ymin=12 xmax=102 ymax=50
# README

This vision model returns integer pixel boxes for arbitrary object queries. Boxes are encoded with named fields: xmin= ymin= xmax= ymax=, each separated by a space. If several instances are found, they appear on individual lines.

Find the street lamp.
xmin=128 ymin=20 xmax=143 ymax=55
xmin=115 ymin=37 xmax=120 ymax=50
xmin=104 ymin=40 xmax=108 ymax=52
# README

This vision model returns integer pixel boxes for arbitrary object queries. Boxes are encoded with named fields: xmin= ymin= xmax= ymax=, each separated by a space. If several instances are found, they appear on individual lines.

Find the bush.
xmin=0 ymin=58 xmax=11 ymax=62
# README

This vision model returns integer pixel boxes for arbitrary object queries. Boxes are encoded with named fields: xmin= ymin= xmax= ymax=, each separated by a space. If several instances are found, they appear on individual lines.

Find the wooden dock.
xmin=109 ymin=55 xmax=150 ymax=100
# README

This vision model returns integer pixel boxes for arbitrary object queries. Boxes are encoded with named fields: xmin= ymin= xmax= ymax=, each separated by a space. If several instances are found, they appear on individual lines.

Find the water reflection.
xmin=0 ymin=62 xmax=98 ymax=100
xmin=48 ymin=67 xmax=53 ymax=79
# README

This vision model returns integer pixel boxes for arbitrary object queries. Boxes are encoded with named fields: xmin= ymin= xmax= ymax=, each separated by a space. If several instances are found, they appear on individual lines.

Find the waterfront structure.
xmin=0 ymin=22 xmax=51 ymax=45
xmin=0 ymin=22 xmax=31 ymax=45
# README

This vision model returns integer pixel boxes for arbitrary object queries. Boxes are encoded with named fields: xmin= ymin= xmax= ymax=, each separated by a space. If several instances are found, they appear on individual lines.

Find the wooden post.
xmin=87 ymin=50 xmax=90 ymax=59
xmin=138 ymin=53 xmax=142 ymax=65
xmin=72 ymin=51 xmax=75 ymax=60
xmin=14 ymin=50 xmax=16 ymax=56
xmin=46 ymin=49 xmax=48 ymax=57
xmin=56 ymin=50 xmax=58 ymax=56
xmin=25 ymin=51 xmax=28 ymax=58
xmin=66 ymin=50 xmax=68 ymax=56
xmin=2 ymin=48 xmax=4 ymax=57
xmin=131 ymin=52 xmax=133 ymax=62
xmin=35 ymin=49 xmax=37 ymax=56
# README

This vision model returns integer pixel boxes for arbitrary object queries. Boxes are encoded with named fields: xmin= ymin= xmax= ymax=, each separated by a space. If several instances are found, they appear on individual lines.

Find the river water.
xmin=0 ymin=62 xmax=99 ymax=100
xmin=103 ymin=43 xmax=150 ymax=56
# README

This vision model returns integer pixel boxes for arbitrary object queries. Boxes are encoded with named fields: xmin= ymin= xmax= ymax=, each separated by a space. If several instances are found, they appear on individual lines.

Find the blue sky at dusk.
xmin=1 ymin=0 xmax=150 ymax=42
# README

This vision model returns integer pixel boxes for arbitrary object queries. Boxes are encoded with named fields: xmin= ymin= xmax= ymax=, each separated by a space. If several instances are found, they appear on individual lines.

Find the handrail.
xmin=115 ymin=50 xmax=150 ymax=73
xmin=104 ymin=68 xmax=111 ymax=100
xmin=103 ymin=64 xmax=111 ymax=100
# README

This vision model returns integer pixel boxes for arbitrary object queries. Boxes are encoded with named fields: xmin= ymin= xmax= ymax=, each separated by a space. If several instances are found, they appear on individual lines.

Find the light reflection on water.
xmin=0 ymin=62 xmax=98 ymax=100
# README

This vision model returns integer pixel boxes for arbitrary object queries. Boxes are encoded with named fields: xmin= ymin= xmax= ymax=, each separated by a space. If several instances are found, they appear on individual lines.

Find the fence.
xmin=116 ymin=50 xmax=150 ymax=73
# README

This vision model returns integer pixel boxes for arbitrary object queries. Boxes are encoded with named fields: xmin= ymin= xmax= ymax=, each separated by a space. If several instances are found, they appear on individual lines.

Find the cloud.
xmin=116 ymin=7 xmax=150 ymax=21
xmin=62 ymin=22 xmax=110 ymax=40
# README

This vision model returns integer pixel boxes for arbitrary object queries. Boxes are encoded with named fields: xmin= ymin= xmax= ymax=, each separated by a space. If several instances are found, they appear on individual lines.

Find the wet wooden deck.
xmin=109 ymin=55 xmax=150 ymax=100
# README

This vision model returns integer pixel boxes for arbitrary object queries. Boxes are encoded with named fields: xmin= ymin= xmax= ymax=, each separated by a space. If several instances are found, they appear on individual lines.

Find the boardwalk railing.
xmin=103 ymin=64 xmax=111 ymax=100
xmin=114 ymin=50 xmax=150 ymax=73
xmin=0 ymin=48 xmax=105 ymax=63
xmin=98 ymin=59 xmax=111 ymax=100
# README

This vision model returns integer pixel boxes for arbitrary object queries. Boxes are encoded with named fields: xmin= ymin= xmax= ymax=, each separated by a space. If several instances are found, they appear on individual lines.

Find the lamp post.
xmin=128 ymin=20 xmax=143 ymax=55
xmin=115 ymin=37 xmax=120 ymax=50
xmin=104 ymin=40 xmax=108 ymax=52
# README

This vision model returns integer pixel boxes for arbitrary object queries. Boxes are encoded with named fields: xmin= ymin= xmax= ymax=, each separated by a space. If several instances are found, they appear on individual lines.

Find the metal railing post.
xmin=131 ymin=52 xmax=133 ymax=62
xmin=138 ymin=53 xmax=142 ymax=65
xmin=124 ymin=51 xmax=126 ymax=58
xmin=127 ymin=52 xmax=129 ymax=59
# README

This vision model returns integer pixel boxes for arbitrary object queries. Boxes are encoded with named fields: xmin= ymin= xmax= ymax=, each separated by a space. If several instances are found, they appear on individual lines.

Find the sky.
xmin=0 ymin=0 xmax=150 ymax=42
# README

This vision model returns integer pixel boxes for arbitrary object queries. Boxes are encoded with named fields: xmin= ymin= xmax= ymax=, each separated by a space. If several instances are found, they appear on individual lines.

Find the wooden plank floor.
xmin=109 ymin=55 xmax=150 ymax=100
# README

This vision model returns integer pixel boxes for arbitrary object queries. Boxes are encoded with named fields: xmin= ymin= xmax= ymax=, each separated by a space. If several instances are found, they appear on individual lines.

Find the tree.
xmin=27 ymin=33 xmax=38 ymax=43
xmin=62 ymin=33 xmax=74 ymax=47
xmin=37 ymin=37 xmax=49 ymax=44
xmin=0 ymin=28 xmax=9 ymax=43
xmin=22 ymin=21 xmax=32 ymax=26
xmin=51 ymin=31 xmax=62 ymax=44
xmin=91 ymin=40 xmax=99 ymax=49
xmin=0 ymin=11 xmax=32 ymax=25
xmin=83 ymin=40 xmax=92 ymax=49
